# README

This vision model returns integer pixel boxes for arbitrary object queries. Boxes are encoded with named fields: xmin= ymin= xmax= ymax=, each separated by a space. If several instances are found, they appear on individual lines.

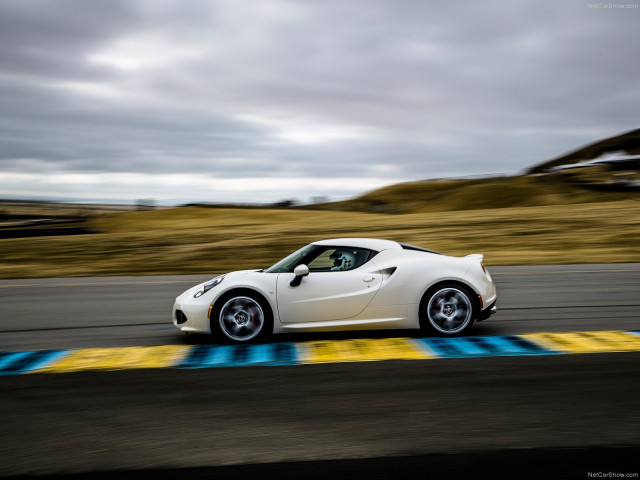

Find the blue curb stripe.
xmin=272 ymin=343 xmax=297 ymax=365
xmin=205 ymin=345 xmax=237 ymax=366
xmin=0 ymin=350 xmax=68 ymax=375
xmin=179 ymin=345 xmax=212 ymax=368
xmin=231 ymin=344 xmax=250 ymax=364
xmin=245 ymin=344 xmax=274 ymax=364
xmin=441 ymin=338 xmax=486 ymax=356
xmin=415 ymin=335 xmax=558 ymax=358
xmin=500 ymin=335 xmax=553 ymax=354
xmin=415 ymin=338 xmax=470 ymax=357
xmin=478 ymin=335 xmax=558 ymax=355
xmin=0 ymin=352 xmax=31 ymax=373
xmin=177 ymin=343 xmax=298 ymax=368
xmin=178 ymin=345 xmax=229 ymax=368
xmin=245 ymin=344 xmax=269 ymax=364
xmin=23 ymin=350 xmax=70 ymax=372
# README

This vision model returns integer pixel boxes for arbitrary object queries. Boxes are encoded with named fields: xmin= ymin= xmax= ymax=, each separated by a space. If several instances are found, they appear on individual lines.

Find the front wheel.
xmin=213 ymin=293 xmax=272 ymax=343
xmin=420 ymin=284 xmax=476 ymax=335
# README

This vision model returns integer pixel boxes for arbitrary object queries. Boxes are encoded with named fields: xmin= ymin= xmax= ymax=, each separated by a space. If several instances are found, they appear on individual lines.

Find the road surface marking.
xmin=521 ymin=331 xmax=640 ymax=354
xmin=0 ymin=350 xmax=68 ymax=375
xmin=415 ymin=335 xmax=556 ymax=358
xmin=298 ymin=338 xmax=434 ymax=364
xmin=37 ymin=345 xmax=189 ymax=373
xmin=179 ymin=343 xmax=297 ymax=368
xmin=2 ymin=330 xmax=640 ymax=375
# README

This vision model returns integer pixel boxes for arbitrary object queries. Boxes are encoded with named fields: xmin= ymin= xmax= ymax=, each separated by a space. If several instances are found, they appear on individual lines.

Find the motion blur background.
xmin=1 ymin=2 xmax=639 ymax=478
xmin=1 ymin=0 xmax=639 ymax=277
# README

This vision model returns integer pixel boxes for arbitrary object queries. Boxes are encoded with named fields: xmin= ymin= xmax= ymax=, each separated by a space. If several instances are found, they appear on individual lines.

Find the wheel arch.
xmin=210 ymin=287 xmax=275 ymax=336
xmin=419 ymin=279 xmax=482 ymax=323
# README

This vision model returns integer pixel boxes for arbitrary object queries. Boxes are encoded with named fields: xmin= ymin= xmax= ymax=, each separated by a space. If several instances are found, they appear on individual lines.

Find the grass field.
xmin=1 ymin=200 xmax=639 ymax=278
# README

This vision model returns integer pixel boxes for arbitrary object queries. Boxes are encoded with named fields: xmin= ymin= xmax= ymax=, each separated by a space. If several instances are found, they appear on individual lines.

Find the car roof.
xmin=311 ymin=238 xmax=402 ymax=251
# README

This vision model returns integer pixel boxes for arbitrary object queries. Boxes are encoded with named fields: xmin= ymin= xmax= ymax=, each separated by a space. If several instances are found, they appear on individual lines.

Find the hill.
xmin=305 ymin=129 xmax=640 ymax=214
xmin=527 ymin=128 xmax=640 ymax=174
xmin=307 ymin=171 xmax=639 ymax=214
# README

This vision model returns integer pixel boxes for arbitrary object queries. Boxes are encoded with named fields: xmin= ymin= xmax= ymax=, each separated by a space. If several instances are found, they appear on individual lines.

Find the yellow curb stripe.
xmin=37 ymin=346 xmax=191 ymax=373
xmin=577 ymin=331 xmax=640 ymax=351
xmin=521 ymin=331 xmax=640 ymax=354
xmin=299 ymin=338 xmax=433 ymax=364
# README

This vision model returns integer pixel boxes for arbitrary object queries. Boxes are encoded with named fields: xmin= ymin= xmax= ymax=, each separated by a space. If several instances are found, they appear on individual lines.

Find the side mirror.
xmin=290 ymin=264 xmax=310 ymax=287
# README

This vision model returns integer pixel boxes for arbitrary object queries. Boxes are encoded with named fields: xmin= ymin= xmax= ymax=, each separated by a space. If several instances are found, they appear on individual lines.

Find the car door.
xmin=275 ymin=247 xmax=383 ymax=324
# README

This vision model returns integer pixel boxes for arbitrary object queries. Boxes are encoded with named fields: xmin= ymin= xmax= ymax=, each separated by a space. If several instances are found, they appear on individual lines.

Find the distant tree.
xmin=272 ymin=199 xmax=299 ymax=208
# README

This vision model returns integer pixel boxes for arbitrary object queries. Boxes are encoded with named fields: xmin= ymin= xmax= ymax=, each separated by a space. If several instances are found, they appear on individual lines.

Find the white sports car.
xmin=173 ymin=238 xmax=497 ymax=343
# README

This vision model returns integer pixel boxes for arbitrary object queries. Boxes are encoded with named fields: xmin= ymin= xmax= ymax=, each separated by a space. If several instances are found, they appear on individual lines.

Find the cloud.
xmin=0 ymin=0 xmax=639 ymax=204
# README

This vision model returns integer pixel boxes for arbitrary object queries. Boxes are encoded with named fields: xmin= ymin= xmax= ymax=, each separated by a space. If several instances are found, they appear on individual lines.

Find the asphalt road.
xmin=1 ymin=264 xmax=639 ymax=351
xmin=0 ymin=265 xmax=639 ymax=478
xmin=2 ymin=355 xmax=640 ymax=479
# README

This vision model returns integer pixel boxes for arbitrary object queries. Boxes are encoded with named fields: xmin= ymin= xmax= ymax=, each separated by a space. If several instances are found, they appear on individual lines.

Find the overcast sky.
xmin=0 ymin=0 xmax=638 ymax=205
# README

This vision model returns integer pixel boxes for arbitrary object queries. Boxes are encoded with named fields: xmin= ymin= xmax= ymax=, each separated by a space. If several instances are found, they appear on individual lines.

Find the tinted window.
xmin=307 ymin=247 xmax=375 ymax=272
xmin=265 ymin=245 xmax=376 ymax=273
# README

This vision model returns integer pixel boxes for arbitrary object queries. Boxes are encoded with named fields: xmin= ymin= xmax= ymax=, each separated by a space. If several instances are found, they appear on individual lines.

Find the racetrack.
xmin=1 ymin=264 xmax=639 ymax=350
xmin=1 ymin=265 xmax=639 ymax=478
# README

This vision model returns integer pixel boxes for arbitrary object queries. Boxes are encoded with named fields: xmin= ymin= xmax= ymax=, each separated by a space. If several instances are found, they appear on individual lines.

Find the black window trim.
xmin=399 ymin=243 xmax=442 ymax=255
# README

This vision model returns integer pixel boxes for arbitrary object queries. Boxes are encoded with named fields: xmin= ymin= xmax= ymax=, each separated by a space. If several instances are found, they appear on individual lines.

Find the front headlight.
xmin=194 ymin=274 xmax=226 ymax=298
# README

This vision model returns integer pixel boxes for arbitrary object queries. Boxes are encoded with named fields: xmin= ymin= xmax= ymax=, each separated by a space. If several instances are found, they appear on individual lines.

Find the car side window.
xmin=307 ymin=247 xmax=373 ymax=272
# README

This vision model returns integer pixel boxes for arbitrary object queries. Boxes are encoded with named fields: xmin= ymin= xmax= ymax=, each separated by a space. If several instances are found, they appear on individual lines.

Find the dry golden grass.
xmin=1 ymin=200 xmax=639 ymax=278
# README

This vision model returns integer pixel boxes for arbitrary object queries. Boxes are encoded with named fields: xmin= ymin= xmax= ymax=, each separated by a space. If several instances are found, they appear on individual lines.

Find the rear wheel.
xmin=420 ymin=284 xmax=476 ymax=335
xmin=213 ymin=292 xmax=272 ymax=343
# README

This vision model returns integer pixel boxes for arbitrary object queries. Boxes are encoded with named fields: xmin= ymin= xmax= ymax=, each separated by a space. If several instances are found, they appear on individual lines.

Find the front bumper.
xmin=172 ymin=290 xmax=213 ymax=334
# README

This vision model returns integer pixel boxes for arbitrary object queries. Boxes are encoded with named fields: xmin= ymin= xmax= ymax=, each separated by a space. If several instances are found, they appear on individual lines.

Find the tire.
xmin=420 ymin=283 xmax=476 ymax=336
xmin=212 ymin=291 xmax=272 ymax=343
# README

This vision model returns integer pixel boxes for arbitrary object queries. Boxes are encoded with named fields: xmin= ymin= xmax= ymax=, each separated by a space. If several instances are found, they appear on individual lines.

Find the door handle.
xmin=363 ymin=276 xmax=375 ymax=282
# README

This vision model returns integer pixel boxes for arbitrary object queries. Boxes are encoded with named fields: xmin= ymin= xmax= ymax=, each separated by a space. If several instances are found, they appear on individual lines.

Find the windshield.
xmin=265 ymin=244 xmax=317 ymax=273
